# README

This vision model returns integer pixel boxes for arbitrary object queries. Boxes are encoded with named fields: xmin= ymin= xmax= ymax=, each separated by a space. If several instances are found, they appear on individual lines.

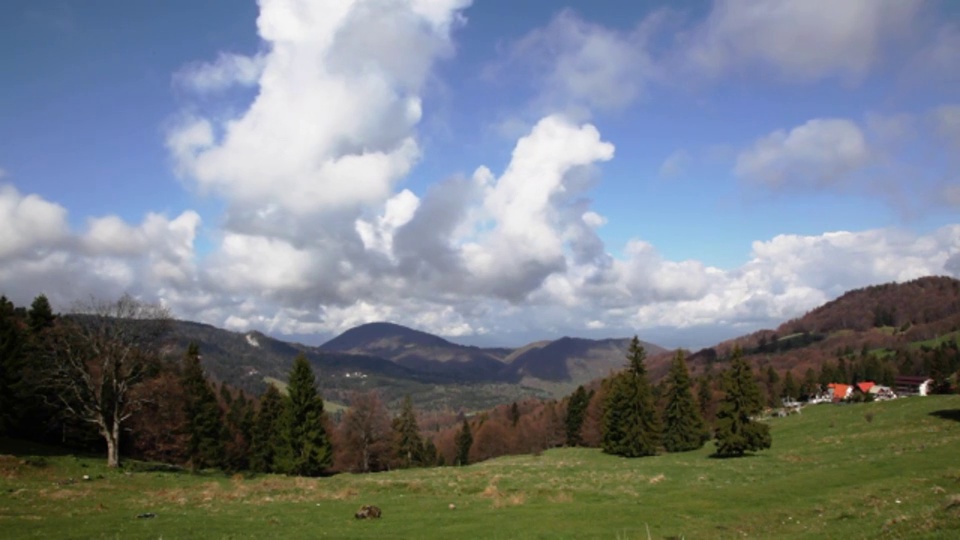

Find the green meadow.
xmin=2 ymin=395 xmax=959 ymax=539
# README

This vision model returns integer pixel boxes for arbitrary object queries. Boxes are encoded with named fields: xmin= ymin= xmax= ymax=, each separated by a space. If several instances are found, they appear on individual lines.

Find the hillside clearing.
xmin=2 ymin=396 xmax=959 ymax=538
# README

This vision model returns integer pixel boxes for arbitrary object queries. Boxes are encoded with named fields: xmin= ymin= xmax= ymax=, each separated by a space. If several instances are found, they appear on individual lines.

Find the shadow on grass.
xmin=707 ymin=452 xmax=762 ymax=460
xmin=929 ymin=409 xmax=960 ymax=423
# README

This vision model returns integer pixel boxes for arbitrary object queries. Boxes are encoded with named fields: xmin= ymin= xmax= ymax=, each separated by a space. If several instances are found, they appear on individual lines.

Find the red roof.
xmin=828 ymin=383 xmax=851 ymax=400
xmin=856 ymin=381 xmax=875 ymax=393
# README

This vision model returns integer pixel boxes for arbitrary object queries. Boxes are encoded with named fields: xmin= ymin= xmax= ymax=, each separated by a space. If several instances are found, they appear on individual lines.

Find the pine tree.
xmin=455 ymin=419 xmax=472 ymax=466
xmin=661 ymin=351 xmax=708 ymax=452
xmin=565 ymin=385 xmax=590 ymax=446
xmin=714 ymin=347 xmax=771 ymax=457
xmin=181 ymin=343 xmax=226 ymax=470
xmin=601 ymin=337 xmax=661 ymax=457
xmin=0 ymin=296 xmax=26 ymax=435
xmin=250 ymin=385 xmax=285 ymax=473
xmin=223 ymin=391 xmax=254 ymax=472
xmin=782 ymin=370 xmax=799 ymax=400
xmin=392 ymin=396 xmax=424 ymax=468
xmin=697 ymin=375 xmax=713 ymax=423
xmin=765 ymin=365 xmax=781 ymax=407
xmin=27 ymin=294 xmax=56 ymax=334
xmin=509 ymin=402 xmax=520 ymax=427
xmin=279 ymin=354 xmax=332 ymax=476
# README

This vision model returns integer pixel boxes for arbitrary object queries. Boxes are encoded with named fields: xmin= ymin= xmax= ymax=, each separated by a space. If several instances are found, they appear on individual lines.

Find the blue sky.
xmin=1 ymin=0 xmax=959 ymax=348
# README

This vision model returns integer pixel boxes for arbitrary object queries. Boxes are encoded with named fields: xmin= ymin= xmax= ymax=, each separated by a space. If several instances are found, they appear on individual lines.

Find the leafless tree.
xmin=338 ymin=391 xmax=391 ymax=473
xmin=42 ymin=294 xmax=171 ymax=467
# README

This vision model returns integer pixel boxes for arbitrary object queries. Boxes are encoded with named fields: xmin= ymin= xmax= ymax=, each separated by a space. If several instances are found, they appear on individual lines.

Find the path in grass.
xmin=2 ymin=395 xmax=959 ymax=539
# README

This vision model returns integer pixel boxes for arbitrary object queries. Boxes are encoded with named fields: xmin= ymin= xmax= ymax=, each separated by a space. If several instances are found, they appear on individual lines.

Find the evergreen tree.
xmin=392 ymin=396 xmax=424 ymax=468
xmin=181 ymin=343 xmax=226 ymax=470
xmin=279 ymin=354 xmax=332 ymax=476
xmin=223 ymin=391 xmax=254 ymax=472
xmin=250 ymin=385 xmax=285 ymax=473
xmin=421 ymin=438 xmax=439 ymax=467
xmin=27 ymin=294 xmax=56 ymax=334
xmin=455 ymin=419 xmax=472 ymax=466
xmin=661 ymin=351 xmax=708 ymax=452
xmin=765 ymin=365 xmax=781 ymax=407
xmin=509 ymin=402 xmax=520 ymax=427
xmin=714 ymin=347 xmax=771 ymax=457
xmin=802 ymin=368 xmax=819 ymax=398
xmin=697 ymin=375 xmax=713 ymax=423
xmin=782 ymin=370 xmax=799 ymax=400
xmin=565 ymin=385 xmax=590 ymax=446
xmin=0 ymin=296 xmax=26 ymax=435
xmin=601 ymin=337 xmax=661 ymax=457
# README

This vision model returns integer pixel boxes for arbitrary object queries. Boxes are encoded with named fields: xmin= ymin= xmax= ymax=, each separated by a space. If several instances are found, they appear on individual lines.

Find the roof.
xmin=856 ymin=381 xmax=875 ymax=393
xmin=828 ymin=383 xmax=851 ymax=400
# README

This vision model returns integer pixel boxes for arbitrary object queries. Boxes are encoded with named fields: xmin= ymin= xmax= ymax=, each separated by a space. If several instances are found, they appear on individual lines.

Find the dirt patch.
xmin=649 ymin=474 xmax=666 ymax=485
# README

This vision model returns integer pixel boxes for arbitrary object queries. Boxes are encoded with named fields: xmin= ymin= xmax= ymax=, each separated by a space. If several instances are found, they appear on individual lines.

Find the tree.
xmin=782 ymin=370 xmax=799 ymax=400
xmin=601 ymin=337 xmax=661 ymax=457
xmin=392 ymin=396 xmax=424 ymax=468
xmin=223 ymin=390 xmax=254 ymax=472
xmin=509 ymin=402 xmax=520 ymax=427
xmin=340 ymin=391 xmax=392 ymax=473
xmin=661 ymin=351 xmax=708 ymax=452
xmin=565 ymin=386 xmax=590 ymax=446
xmin=41 ymin=294 xmax=171 ymax=467
xmin=697 ymin=375 xmax=714 ymax=427
xmin=250 ymin=385 xmax=286 ymax=473
xmin=28 ymin=295 xmax=56 ymax=334
xmin=455 ymin=419 xmax=472 ymax=466
xmin=0 ymin=296 xmax=26 ymax=435
xmin=181 ymin=343 xmax=226 ymax=470
xmin=714 ymin=347 xmax=771 ymax=457
xmin=765 ymin=365 xmax=781 ymax=408
xmin=278 ymin=354 xmax=332 ymax=476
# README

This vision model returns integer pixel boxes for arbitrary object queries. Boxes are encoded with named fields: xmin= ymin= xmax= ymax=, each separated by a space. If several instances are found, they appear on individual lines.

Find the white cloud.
xmin=659 ymin=150 xmax=689 ymax=178
xmin=0 ymin=184 xmax=69 ymax=259
xmin=174 ymin=52 xmax=266 ymax=93
xmin=735 ymin=118 xmax=870 ymax=188
xmin=168 ymin=0 xmax=469 ymax=218
xmin=934 ymin=104 xmax=960 ymax=149
xmin=679 ymin=0 xmax=923 ymax=82
xmin=355 ymin=189 xmax=420 ymax=259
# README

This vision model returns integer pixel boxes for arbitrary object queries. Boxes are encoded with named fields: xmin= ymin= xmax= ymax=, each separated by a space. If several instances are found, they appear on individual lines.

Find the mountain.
xmin=321 ymin=322 xmax=510 ymax=382
xmin=679 ymin=276 xmax=960 ymax=380
xmin=502 ymin=337 xmax=666 ymax=395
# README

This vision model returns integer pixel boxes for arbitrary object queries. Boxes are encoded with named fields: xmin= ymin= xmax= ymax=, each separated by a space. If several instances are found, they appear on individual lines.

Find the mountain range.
xmin=163 ymin=276 xmax=960 ymax=411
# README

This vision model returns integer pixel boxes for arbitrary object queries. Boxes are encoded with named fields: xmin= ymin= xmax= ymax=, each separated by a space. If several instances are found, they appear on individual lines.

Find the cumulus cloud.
xmin=0 ymin=184 xmax=69 ymax=259
xmin=168 ymin=0 xmax=470 ymax=218
xmin=735 ymin=118 xmax=871 ymax=189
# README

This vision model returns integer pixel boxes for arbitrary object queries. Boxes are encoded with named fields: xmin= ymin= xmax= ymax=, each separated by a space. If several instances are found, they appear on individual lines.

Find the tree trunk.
xmin=104 ymin=421 xmax=121 ymax=468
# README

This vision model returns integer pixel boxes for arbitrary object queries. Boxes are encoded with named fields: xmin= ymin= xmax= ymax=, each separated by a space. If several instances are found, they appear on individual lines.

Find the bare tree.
xmin=338 ymin=391 xmax=391 ymax=473
xmin=43 ymin=294 xmax=171 ymax=467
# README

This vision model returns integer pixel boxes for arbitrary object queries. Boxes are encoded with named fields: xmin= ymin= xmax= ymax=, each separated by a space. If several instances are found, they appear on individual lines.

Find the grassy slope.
xmin=2 ymin=396 xmax=960 ymax=539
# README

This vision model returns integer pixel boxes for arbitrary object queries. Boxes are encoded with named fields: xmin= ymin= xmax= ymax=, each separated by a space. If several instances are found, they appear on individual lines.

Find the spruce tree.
xmin=782 ymin=370 xmax=799 ymax=400
xmin=392 ymin=396 xmax=424 ymax=468
xmin=565 ymin=385 xmax=590 ymax=446
xmin=27 ymin=294 xmax=56 ymax=334
xmin=661 ymin=351 xmax=708 ymax=452
xmin=279 ymin=354 xmax=332 ymax=476
xmin=181 ymin=343 xmax=226 ymax=470
xmin=455 ymin=419 xmax=472 ymax=466
xmin=250 ymin=385 xmax=285 ymax=473
xmin=714 ymin=347 xmax=771 ymax=457
xmin=601 ymin=337 xmax=661 ymax=457
xmin=0 ymin=296 xmax=25 ymax=435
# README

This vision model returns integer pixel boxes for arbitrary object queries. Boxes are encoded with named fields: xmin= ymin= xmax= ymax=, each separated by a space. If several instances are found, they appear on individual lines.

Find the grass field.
xmin=2 ymin=396 xmax=960 ymax=539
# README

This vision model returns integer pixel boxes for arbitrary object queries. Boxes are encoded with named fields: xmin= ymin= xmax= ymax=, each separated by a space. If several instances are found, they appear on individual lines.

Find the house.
xmin=827 ymin=383 xmax=853 ymax=402
xmin=855 ymin=381 xmax=875 ymax=394
xmin=894 ymin=376 xmax=934 ymax=396
xmin=867 ymin=384 xmax=896 ymax=400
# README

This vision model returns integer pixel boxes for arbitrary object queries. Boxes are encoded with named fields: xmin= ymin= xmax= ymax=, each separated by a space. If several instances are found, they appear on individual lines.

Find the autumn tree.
xmin=340 ymin=391 xmax=392 ymax=473
xmin=278 ymin=354 xmax=332 ymax=476
xmin=602 ymin=337 xmax=661 ymax=457
xmin=250 ymin=385 xmax=285 ymax=473
xmin=181 ymin=343 xmax=226 ymax=470
xmin=455 ymin=419 xmax=472 ymax=466
xmin=714 ymin=347 xmax=771 ymax=457
xmin=392 ymin=396 xmax=425 ymax=468
xmin=565 ymin=385 xmax=590 ymax=446
xmin=41 ymin=294 xmax=171 ymax=467
xmin=661 ymin=351 xmax=708 ymax=452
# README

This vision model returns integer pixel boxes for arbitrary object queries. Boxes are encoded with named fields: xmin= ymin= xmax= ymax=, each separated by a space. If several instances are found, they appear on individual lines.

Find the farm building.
xmin=827 ymin=383 xmax=852 ymax=402
xmin=893 ymin=376 xmax=934 ymax=396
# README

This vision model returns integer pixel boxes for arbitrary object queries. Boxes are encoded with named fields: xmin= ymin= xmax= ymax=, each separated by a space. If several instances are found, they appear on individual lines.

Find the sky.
xmin=1 ymin=0 xmax=959 ymax=349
